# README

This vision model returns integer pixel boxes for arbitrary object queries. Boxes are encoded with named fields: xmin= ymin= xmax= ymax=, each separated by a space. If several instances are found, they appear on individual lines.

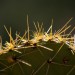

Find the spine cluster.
xmin=0 ymin=17 xmax=75 ymax=56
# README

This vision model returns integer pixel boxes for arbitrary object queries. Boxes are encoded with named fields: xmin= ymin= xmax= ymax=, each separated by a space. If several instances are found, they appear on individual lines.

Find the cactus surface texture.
xmin=0 ymin=17 xmax=75 ymax=75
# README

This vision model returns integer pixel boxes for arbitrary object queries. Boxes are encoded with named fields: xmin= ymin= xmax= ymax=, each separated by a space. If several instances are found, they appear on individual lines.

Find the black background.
xmin=0 ymin=0 xmax=75 ymax=42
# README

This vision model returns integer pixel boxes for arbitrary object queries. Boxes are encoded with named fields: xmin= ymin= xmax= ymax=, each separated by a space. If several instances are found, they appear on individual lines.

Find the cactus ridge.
xmin=0 ymin=17 xmax=75 ymax=75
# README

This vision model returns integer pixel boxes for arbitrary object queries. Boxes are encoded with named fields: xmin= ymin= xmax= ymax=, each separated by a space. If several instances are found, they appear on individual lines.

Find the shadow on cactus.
xmin=0 ymin=16 xmax=75 ymax=75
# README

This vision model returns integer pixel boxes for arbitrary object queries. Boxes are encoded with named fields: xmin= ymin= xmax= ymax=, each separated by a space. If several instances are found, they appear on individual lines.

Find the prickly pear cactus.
xmin=0 ymin=16 xmax=75 ymax=75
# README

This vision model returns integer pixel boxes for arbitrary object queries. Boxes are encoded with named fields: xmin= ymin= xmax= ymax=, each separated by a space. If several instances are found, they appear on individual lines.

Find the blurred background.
xmin=0 ymin=0 xmax=75 ymax=43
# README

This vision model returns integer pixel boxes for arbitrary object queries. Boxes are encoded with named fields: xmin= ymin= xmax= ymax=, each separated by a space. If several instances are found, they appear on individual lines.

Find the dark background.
xmin=0 ymin=0 xmax=75 ymax=43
